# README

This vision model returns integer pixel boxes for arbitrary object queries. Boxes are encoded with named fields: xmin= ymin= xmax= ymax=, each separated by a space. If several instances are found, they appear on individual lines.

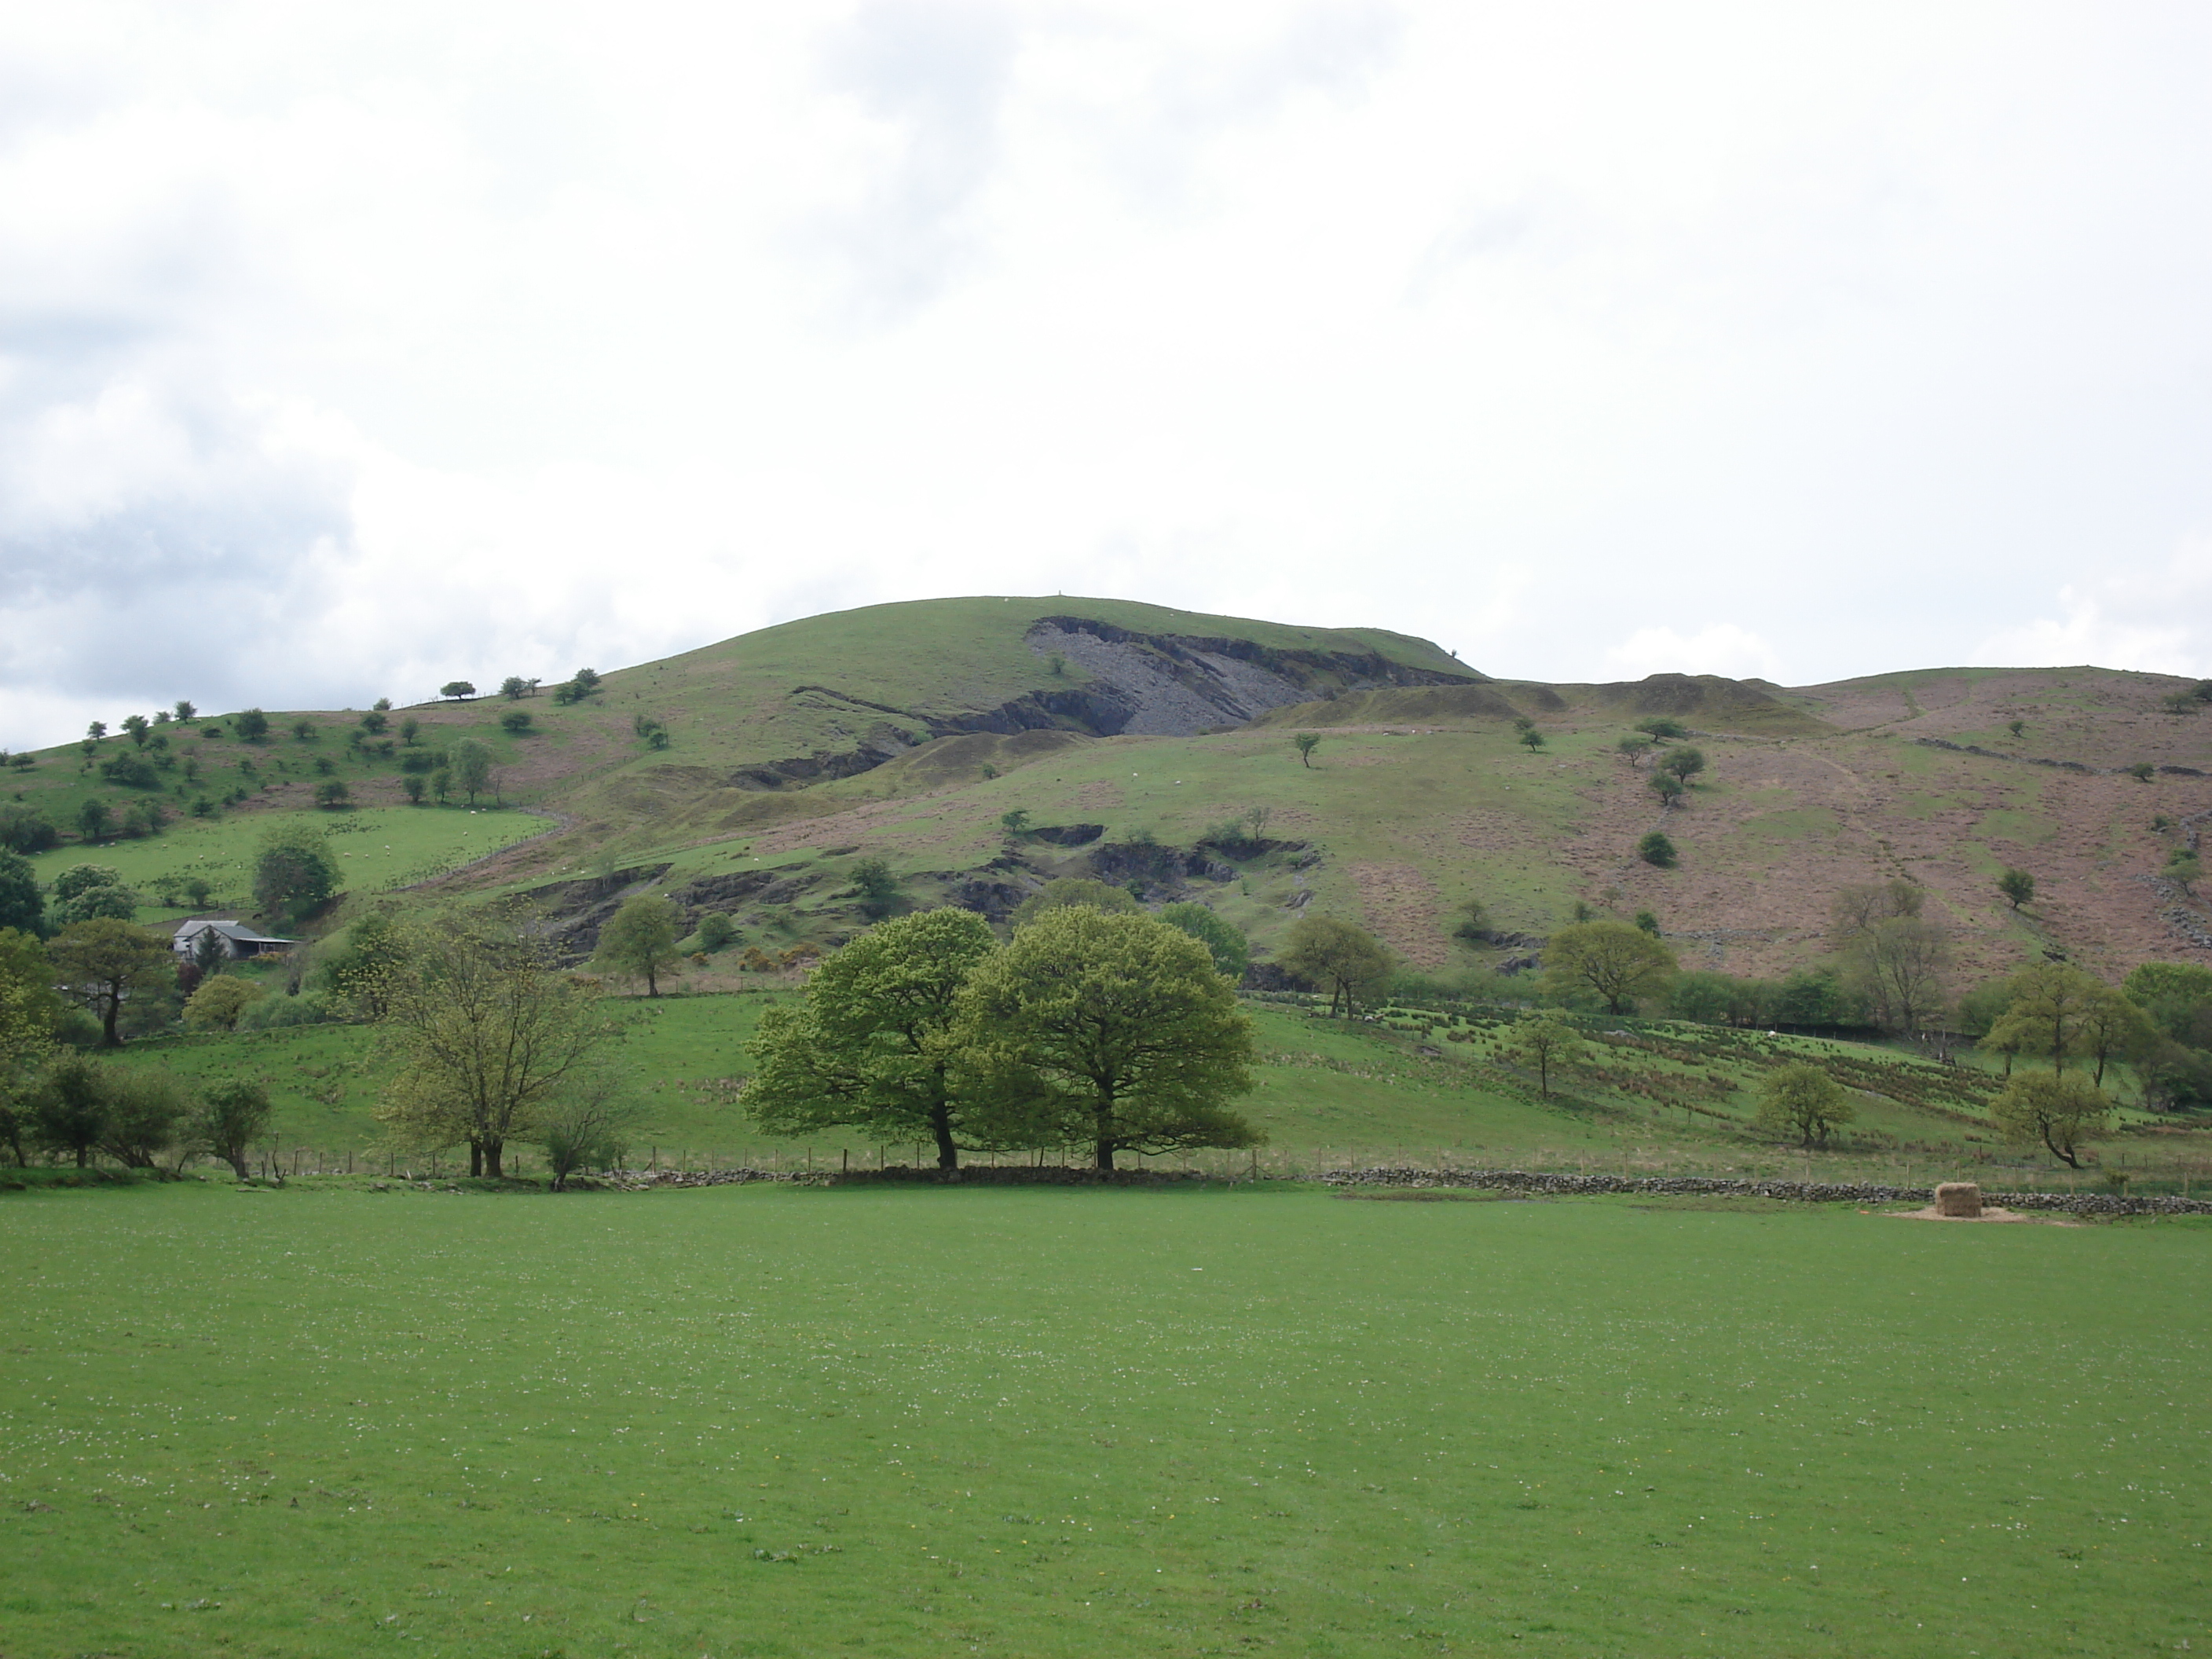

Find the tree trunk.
xmin=101 ymin=992 xmax=122 ymax=1047
xmin=226 ymin=1153 xmax=250 ymax=1181
xmin=484 ymin=1140 xmax=504 ymax=1178
xmin=646 ymin=963 xmax=658 ymax=997
xmin=76 ymin=1145 xmax=89 ymax=1168
xmin=930 ymin=1105 xmax=958 ymax=1170
xmin=468 ymin=1139 xmax=484 ymax=1177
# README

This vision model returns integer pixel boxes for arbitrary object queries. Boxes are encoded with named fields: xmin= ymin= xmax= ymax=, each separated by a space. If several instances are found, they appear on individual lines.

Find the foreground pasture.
xmin=2 ymin=1185 xmax=2205 ymax=1657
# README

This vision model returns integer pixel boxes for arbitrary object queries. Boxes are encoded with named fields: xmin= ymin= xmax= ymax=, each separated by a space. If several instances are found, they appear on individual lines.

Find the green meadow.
xmin=96 ymin=996 xmax=2133 ymax=1182
xmin=21 ymin=805 xmax=548 ymax=925
xmin=2 ymin=1182 xmax=2207 ymax=1658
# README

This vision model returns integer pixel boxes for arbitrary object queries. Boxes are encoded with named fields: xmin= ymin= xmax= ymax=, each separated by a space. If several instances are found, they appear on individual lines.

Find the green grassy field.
xmin=97 ymin=993 xmax=2210 ymax=1188
xmin=21 ymin=805 xmax=548 ymax=925
xmin=2 ymin=1181 xmax=2206 ymax=1657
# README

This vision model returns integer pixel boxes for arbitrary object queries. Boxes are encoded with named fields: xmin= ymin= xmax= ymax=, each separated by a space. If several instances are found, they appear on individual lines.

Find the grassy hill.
xmin=5 ymin=598 xmax=2209 ymax=991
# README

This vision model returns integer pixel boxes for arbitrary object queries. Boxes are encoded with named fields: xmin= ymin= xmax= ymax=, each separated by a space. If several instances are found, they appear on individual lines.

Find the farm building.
xmin=171 ymin=919 xmax=296 ymax=961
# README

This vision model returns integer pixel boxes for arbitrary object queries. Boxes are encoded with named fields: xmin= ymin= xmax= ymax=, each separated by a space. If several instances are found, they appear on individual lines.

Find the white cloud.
xmin=1602 ymin=622 xmax=1782 ymax=683
xmin=4 ymin=1 xmax=2212 ymax=745
xmin=1970 ymin=541 xmax=2212 ymax=678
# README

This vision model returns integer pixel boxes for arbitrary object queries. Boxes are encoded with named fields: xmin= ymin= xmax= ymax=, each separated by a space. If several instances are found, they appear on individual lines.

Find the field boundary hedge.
xmin=1321 ymin=1166 xmax=2212 ymax=1217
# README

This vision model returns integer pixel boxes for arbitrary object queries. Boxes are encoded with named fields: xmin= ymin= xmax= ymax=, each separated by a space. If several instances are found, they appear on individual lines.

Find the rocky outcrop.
xmin=1027 ymin=617 xmax=1477 ymax=737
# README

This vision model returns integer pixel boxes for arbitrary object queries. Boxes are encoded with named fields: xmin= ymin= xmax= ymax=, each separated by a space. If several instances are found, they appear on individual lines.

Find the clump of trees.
xmin=1829 ymin=880 xmax=1950 ymax=1035
xmin=746 ymin=904 xmax=1261 ymax=1171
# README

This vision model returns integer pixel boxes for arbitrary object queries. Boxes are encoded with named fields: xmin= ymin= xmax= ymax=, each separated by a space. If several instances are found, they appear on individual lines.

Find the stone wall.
xmin=1320 ymin=1166 xmax=2212 ymax=1217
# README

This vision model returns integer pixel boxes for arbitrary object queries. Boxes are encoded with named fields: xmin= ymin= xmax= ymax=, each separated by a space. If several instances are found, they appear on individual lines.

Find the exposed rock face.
xmin=1026 ymin=823 xmax=1104 ymax=846
xmin=1029 ymin=617 xmax=1476 ymax=737
xmin=725 ymin=619 xmax=1481 ymax=788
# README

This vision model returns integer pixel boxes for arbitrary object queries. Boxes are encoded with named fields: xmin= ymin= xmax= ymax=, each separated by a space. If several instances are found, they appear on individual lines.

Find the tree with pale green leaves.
xmin=1278 ymin=916 xmax=1393 ymax=1018
xmin=595 ymin=895 xmax=683 ymax=997
xmin=746 ymin=907 xmax=1001 ymax=1170
xmin=1991 ymin=1070 xmax=2109 ymax=1169
xmin=953 ymin=907 xmax=1261 ymax=1172
xmin=1542 ymin=921 xmax=1676 ymax=1015
xmin=1503 ymin=1009 xmax=1581 ymax=1097
xmin=447 ymin=738 xmax=493 ymax=807
xmin=1752 ymin=1063 xmax=1855 ymax=1148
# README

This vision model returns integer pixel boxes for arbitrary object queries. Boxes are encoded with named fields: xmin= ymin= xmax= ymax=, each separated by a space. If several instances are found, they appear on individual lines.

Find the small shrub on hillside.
xmin=1636 ymin=831 xmax=1677 ymax=868
xmin=233 ymin=991 xmax=335 ymax=1031
xmin=500 ymin=709 xmax=533 ymax=734
xmin=696 ymin=913 xmax=735 ymax=951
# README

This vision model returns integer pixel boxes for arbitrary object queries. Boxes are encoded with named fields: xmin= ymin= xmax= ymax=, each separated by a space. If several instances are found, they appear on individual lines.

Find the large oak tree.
xmin=746 ymin=907 xmax=1000 ymax=1170
xmin=954 ymin=907 xmax=1261 ymax=1172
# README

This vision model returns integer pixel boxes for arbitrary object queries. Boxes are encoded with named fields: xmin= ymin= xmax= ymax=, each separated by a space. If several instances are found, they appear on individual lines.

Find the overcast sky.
xmin=4 ymin=1 xmax=2210 ymax=749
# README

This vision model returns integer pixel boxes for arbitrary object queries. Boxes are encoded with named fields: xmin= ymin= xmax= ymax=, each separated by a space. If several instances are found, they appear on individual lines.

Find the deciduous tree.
xmin=1844 ymin=917 xmax=1953 ymax=1035
xmin=953 ymin=907 xmax=1259 ymax=1171
xmin=0 ymin=851 xmax=45 ymax=936
xmin=1991 ymin=1071 xmax=2110 ymax=1168
xmin=373 ymin=912 xmax=617 ymax=1178
xmin=1985 ymin=962 xmax=2110 ymax=1075
xmin=447 ymin=738 xmax=493 ymax=806
xmin=1277 ymin=916 xmax=1393 ymax=1017
xmin=1541 ymin=921 xmax=1677 ymax=1015
xmin=1753 ymin=1064 xmax=1855 ymax=1149
xmin=746 ymin=908 xmax=1000 ymax=1169
xmin=30 ymin=1053 xmax=110 ymax=1166
xmin=849 ymin=859 xmax=900 ymax=921
xmin=191 ymin=1081 xmax=271 ymax=1181
xmin=46 ymin=919 xmax=174 ymax=1046
xmin=1503 ymin=1009 xmax=1580 ymax=1096
xmin=1157 ymin=903 xmax=1250 ymax=981
xmin=594 ymin=895 xmax=683 ymax=996
xmin=1998 ymin=867 xmax=2035 ymax=909
xmin=1292 ymin=732 xmax=1320 ymax=767
xmin=1009 ymin=877 xmax=1138 ymax=928
xmin=98 ymin=1071 xmax=187 ymax=1168
xmin=253 ymin=823 xmax=341 ymax=923
xmin=184 ymin=975 xmax=265 ymax=1031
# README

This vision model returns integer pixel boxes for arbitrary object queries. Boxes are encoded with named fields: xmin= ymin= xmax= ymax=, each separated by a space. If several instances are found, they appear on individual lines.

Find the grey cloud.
xmin=0 ymin=368 xmax=357 ymax=722
xmin=816 ymin=0 xmax=1018 ymax=321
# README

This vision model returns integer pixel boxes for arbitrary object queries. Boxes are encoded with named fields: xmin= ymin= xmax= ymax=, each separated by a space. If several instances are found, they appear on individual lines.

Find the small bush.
xmin=1637 ymin=831 xmax=1677 ymax=868
xmin=233 ymin=991 xmax=335 ymax=1031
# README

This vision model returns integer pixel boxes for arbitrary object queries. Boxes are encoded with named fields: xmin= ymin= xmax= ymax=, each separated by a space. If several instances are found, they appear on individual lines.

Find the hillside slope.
xmin=7 ymin=599 xmax=2208 ymax=987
